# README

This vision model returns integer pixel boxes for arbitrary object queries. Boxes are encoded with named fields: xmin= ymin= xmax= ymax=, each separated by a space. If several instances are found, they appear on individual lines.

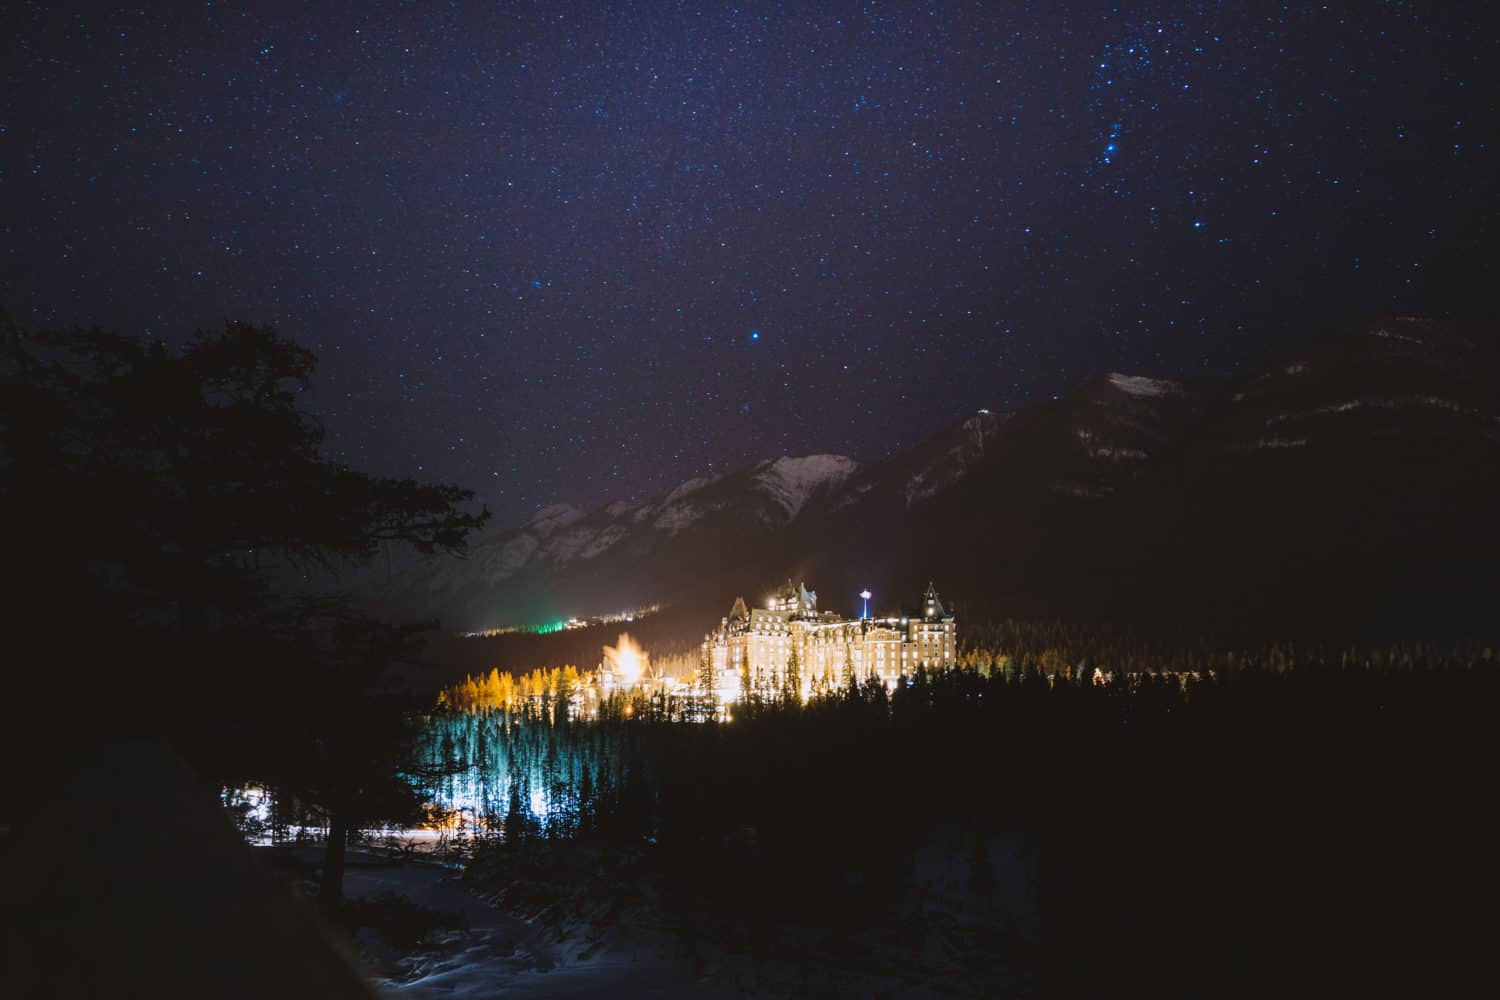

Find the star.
xmin=2 ymin=2 xmax=1489 ymax=523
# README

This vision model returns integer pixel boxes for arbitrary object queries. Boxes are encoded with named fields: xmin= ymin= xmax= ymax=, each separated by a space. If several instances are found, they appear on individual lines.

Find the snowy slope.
xmin=752 ymin=454 xmax=858 ymax=520
xmin=1106 ymin=373 xmax=1181 ymax=398
xmin=374 ymin=316 xmax=1500 ymax=638
xmin=903 ymin=411 xmax=1010 ymax=506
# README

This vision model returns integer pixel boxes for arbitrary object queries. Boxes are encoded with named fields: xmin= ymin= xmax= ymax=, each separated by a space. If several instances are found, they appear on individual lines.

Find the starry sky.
xmin=4 ymin=1 xmax=1494 ymax=526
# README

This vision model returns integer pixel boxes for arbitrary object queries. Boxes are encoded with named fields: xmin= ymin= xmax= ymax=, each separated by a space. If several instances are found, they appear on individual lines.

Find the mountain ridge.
xmin=375 ymin=315 xmax=1500 ymax=643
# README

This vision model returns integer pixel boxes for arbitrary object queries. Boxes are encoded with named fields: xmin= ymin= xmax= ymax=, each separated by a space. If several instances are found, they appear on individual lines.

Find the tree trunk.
xmin=320 ymin=811 xmax=348 ymax=912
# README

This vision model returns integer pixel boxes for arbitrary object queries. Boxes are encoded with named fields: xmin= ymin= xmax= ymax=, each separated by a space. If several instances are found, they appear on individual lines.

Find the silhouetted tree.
xmin=739 ymin=646 xmax=754 ymax=713
xmin=0 ymin=310 xmax=488 ymax=815
xmin=250 ymin=604 xmax=449 ymax=910
xmin=698 ymin=643 xmax=717 ymax=720
xmin=504 ymin=782 xmax=529 ymax=844
xmin=785 ymin=646 xmax=802 ymax=704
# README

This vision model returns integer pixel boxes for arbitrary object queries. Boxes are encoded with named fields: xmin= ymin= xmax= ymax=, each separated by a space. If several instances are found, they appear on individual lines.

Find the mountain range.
xmin=378 ymin=316 xmax=1499 ymax=652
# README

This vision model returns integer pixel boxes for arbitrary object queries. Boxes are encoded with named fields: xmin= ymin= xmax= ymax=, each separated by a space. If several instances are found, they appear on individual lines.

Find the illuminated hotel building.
xmin=703 ymin=580 xmax=956 ymax=700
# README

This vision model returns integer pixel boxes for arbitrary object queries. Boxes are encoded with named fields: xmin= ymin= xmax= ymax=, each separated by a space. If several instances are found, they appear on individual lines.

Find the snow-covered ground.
xmin=280 ymin=831 xmax=1034 ymax=998
xmin=341 ymin=856 xmax=742 ymax=998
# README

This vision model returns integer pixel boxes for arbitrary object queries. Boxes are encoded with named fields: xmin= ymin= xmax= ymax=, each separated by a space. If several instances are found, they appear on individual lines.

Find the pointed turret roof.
xmin=923 ymin=581 xmax=947 ymax=619
xmin=798 ymin=581 xmax=818 ymax=612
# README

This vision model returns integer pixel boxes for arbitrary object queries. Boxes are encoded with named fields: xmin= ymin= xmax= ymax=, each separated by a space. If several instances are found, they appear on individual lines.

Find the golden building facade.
xmin=703 ymin=581 xmax=956 ymax=701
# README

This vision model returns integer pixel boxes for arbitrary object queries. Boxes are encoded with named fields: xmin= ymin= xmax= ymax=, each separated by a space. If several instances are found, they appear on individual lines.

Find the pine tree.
xmin=699 ymin=643 xmax=718 ymax=721
xmin=556 ymin=668 xmax=573 ymax=727
xmin=577 ymin=762 xmax=596 ymax=839
xmin=739 ymin=646 xmax=753 ymax=709
xmin=785 ymin=646 xmax=802 ymax=705
xmin=818 ymin=662 xmax=835 ymax=700
xmin=504 ymin=782 xmax=527 ymax=845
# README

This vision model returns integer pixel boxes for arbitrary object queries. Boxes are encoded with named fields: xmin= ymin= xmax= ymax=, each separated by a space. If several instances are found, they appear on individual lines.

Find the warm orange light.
xmin=603 ymin=632 xmax=648 ymax=687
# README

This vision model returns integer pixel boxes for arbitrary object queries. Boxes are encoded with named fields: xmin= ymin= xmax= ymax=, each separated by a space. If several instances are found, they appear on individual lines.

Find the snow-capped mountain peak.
xmin=753 ymin=454 xmax=858 ymax=520
xmin=376 ymin=318 xmax=1499 ymax=640
xmin=1106 ymin=373 xmax=1182 ymax=398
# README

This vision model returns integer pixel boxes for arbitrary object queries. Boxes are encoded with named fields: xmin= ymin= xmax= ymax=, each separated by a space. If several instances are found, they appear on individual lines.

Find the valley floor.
xmin=274 ymin=835 xmax=1036 ymax=998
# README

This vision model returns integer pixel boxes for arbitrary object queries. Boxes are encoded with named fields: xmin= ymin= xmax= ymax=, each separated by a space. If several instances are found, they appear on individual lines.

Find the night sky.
xmin=4 ymin=2 xmax=1494 ymax=526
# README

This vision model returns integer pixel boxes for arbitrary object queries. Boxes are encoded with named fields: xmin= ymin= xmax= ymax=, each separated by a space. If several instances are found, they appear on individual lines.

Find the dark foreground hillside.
xmin=4 ymin=744 xmax=375 ymax=999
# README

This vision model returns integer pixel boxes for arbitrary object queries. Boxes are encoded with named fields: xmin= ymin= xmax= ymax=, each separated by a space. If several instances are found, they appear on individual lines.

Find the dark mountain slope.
xmin=1086 ymin=316 xmax=1500 ymax=635
xmin=379 ymin=316 xmax=1499 ymax=660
